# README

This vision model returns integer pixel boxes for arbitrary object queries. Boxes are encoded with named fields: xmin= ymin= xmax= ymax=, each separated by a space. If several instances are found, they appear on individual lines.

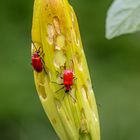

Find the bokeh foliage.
xmin=0 ymin=0 xmax=140 ymax=140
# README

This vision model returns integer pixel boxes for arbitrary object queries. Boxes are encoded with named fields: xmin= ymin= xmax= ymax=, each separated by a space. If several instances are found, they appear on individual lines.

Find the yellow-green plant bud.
xmin=31 ymin=0 xmax=100 ymax=140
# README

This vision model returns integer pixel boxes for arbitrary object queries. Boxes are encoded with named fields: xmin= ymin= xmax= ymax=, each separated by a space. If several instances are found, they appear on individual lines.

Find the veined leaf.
xmin=106 ymin=0 xmax=140 ymax=39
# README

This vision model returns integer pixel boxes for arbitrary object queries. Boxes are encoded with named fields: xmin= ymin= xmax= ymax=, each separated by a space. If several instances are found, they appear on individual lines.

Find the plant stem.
xmin=31 ymin=0 xmax=100 ymax=139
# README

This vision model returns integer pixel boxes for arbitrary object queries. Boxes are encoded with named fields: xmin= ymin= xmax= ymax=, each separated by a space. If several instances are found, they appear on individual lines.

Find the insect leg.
xmin=62 ymin=93 xmax=66 ymax=100
xmin=55 ymin=86 xmax=65 ymax=93
xmin=68 ymin=87 xmax=76 ymax=102
xmin=51 ymin=81 xmax=63 ymax=85
xmin=40 ymin=58 xmax=48 ymax=74
xmin=56 ymin=71 xmax=63 ymax=79
xmin=69 ymin=93 xmax=76 ymax=102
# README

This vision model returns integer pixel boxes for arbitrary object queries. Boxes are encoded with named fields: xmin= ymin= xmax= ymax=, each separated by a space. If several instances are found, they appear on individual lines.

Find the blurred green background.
xmin=0 ymin=0 xmax=140 ymax=140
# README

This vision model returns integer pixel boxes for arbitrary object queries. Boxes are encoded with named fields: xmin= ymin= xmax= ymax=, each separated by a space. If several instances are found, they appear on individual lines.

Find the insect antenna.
xmin=40 ymin=48 xmax=44 ymax=57
xmin=69 ymin=59 xmax=74 ymax=70
xmin=38 ymin=47 xmax=43 ymax=55
xmin=32 ymin=41 xmax=42 ymax=55
xmin=32 ymin=41 xmax=38 ymax=52
xmin=73 ymin=77 xmax=77 ymax=82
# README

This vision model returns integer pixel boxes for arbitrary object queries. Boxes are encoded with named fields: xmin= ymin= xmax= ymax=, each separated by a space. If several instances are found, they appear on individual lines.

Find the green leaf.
xmin=106 ymin=0 xmax=140 ymax=39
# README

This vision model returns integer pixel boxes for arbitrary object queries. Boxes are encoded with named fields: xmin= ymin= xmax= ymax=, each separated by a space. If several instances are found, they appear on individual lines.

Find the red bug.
xmin=53 ymin=68 xmax=76 ymax=101
xmin=31 ymin=43 xmax=45 ymax=73
xmin=63 ymin=69 xmax=74 ymax=93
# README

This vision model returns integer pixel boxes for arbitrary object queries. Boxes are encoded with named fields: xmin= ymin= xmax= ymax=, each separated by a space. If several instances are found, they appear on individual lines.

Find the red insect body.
xmin=63 ymin=70 xmax=74 ymax=93
xmin=53 ymin=69 xmax=76 ymax=101
xmin=32 ymin=52 xmax=43 ymax=72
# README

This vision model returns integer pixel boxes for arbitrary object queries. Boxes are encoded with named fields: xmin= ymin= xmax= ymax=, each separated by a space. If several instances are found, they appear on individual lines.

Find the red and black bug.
xmin=63 ymin=69 xmax=74 ymax=93
xmin=52 ymin=68 xmax=76 ymax=101
xmin=31 ymin=42 xmax=46 ymax=73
